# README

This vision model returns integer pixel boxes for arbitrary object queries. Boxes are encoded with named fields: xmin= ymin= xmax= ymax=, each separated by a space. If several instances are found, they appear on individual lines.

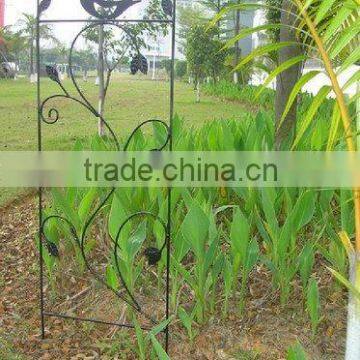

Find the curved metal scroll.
xmin=80 ymin=0 xmax=141 ymax=19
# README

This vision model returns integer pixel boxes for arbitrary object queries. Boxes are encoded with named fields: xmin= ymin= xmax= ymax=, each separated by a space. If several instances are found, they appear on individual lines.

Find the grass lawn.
xmin=0 ymin=74 xmax=249 ymax=205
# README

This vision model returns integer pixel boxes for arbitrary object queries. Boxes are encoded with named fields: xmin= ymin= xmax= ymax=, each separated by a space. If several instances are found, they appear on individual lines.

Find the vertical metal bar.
xmin=36 ymin=0 xmax=45 ymax=340
xmin=165 ymin=0 xmax=176 ymax=353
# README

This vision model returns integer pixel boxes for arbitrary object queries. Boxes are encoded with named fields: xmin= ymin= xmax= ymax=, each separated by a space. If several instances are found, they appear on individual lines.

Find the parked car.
xmin=0 ymin=62 xmax=17 ymax=78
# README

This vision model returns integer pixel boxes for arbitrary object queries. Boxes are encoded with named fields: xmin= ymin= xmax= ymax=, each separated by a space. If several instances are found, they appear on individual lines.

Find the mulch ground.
xmin=0 ymin=195 xmax=348 ymax=359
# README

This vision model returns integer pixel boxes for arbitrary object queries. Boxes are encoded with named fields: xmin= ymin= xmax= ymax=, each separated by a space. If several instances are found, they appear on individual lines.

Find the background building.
xmin=225 ymin=1 xmax=266 ymax=57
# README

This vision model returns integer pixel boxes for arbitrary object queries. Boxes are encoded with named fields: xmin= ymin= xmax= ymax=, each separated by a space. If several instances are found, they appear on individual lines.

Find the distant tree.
xmin=177 ymin=4 xmax=207 ymax=55
xmin=83 ymin=0 xmax=168 ymax=135
xmin=0 ymin=26 xmax=26 ymax=67
xmin=161 ymin=58 xmax=172 ymax=79
xmin=198 ymin=0 xmax=224 ymax=13
xmin=41 ymin=45 xmax=67 ymax=65
xmin=265 ymin=0 xmax=282 ymax=43
xmin=175 ymin=60 xmax=187 ymax=79
xmin=186 ymin=25 xmax=226 ymax=102
xmin=198 ymin=0 xmax=228 ymax=35
xmin=16 ymin=14 xmax=58 ymax=77
xmin=41 ymin=45 xmax=97 ymax=77
xmin=72 ymin=47 xmax=98 ymax=78
xmin=274 ymin=0 xmax=302 ymax=149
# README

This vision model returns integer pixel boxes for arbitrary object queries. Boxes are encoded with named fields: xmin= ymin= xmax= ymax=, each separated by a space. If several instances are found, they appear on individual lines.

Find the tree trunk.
xmin=275 ymin=0 xmax=302 ymax=150
xmin=152 ymin=55 xmax=156 ymax=80
xmin=345 ymin=254 xmax=360 ymax=360
xmin=233 ymin=9 xmax=241 ymax=84
xmin=29 ymin=39 xmax=34 ymax=77
xmin=196 ymin=81 xmax=200 ymax=103
xmin=97 ymin=24 xmax=105 ymax=137
xmin=346 ymin=81 xmax=360 ymax=360
xmin=357 ymin=82 xmax=360 ymax=149
xmin=217 ymin=0 xmax=221 ymax=39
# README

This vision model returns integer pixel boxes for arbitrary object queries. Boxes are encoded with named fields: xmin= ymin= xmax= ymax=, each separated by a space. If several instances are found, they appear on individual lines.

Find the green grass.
xmin=0 ymin=74 xmax=250 ymax=205
xmin=0 ymin=74 xmax=248 ymax=151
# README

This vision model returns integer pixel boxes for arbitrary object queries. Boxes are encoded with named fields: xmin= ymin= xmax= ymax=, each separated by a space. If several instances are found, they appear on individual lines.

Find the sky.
xmin=4 ymin=0 xmax=158 ymax=45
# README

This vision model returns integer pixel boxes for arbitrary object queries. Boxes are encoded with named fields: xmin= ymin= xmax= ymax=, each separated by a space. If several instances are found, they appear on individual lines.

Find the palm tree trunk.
xmin=346 ymin=82 xmax=360 ymax=360
xmin=29 ymin=39 xmax=34 ymax=77
xmin=357 ymin=82 xmax=360 ymax=149
xmin=217 ymin=0 xmax=221 ymax=39
xmin=345 ymin=253 xmax=360 ymax=360
xmin=97 ymin=24 xmax=105 ymax=137
xmin=275 ymin=0 xmax=302 ymax=150
xmin=233 ymin=9 xmax=241 ymax=84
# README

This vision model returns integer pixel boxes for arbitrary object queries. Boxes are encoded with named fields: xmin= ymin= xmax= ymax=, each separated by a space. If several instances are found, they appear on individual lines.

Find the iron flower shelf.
xmin=36 ymin=0 xmax=176 ymax=353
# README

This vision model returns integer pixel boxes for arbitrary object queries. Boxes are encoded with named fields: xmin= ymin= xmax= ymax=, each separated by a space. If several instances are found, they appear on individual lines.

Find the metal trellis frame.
xmin=36 ymin=0 xmax=176 ymax=353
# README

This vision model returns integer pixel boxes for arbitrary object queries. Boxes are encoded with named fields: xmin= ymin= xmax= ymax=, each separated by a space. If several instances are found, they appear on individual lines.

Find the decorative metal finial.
xmin=80 ymin=0 xmax=142 ymax=19
xmin=161 ymin=0 xmax=173 ymax=17
xmin=39 ymin=0 xmax=52 ymax=14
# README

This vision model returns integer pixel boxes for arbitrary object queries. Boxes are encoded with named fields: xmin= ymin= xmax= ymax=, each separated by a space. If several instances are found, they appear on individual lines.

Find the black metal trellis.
xmin=36 ymin=0 xmax=176 ymax=353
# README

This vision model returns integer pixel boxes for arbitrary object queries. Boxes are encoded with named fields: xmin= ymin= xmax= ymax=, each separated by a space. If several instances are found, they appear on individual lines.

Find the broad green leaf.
xmin=329 ymin=20 xmax=360 ymax=58
xmin=181 ymin=200 xmax=209 ymax=259
xmin=340 ymin=190 xmax=355 ymax=236
xmin=127 ymin=222 xmax=147 ymax=260
xmin=153 ymin=121 xmax=168 ymax=149
xmin=148 ymin=316 xmax=174 ymax=338
xmin=301 ymin=0 xmax=316 ymax=14
xmin=291 ymin=191 xmax=316 ymax=231
xmin=327 ymin=267 xmax=360 ymax=300
xmin=66 ymin=187 xmax=77 ymax=206
xmin=108 ymin=192 xmax=128 ymax=241
xmin=149 ymin=334 xmax=170 ymax=360
xmin=36 ymin=235 xmax=56 ymax=271
xmin=105 ymin=264 xmax=119 ymax=290
xmin=279 ymin=71 xmax=321 ymax=128
xmin=51 ymin=189 xmax=80 ymax=231
xmin=230 ymin=208 xmax=250 ymax=265
xmin=172 ymin=257 xmax=196 ymax=289
xmin=204 ymin=234 xmax=219 ymax=273
xmin=234 ymin=42 xmax=298 ymax=71
xmin=327 ymin=102 xmax=341 ymax=150
xmin=338 ymin=46 xmax=360 ymax=73
xmin=279 ymin=191 xmax=315 ymax=255
xmin=256 ymin=55 xmax=308 ymax=99
xmin=78 ymin=188 xmax=98 ymax=224
xmin=173 ymin=231 xmax=191 ymax=262
xmin=261 ymin=188 xmax=279 ymax=236
xmin=208 ymin=3 xmax=264 ymax=29
xmin=338 ymin=230 xmax=355 ymax=256
xmin=244 ymin=239 xmax=259 ymax=274
xmin=342 ymin=69 xmax=360 ymax=91
xmin=213 ymin=205 xmax=237 ymax=216
xmin=42 ymin=212 xmax=60 ymax=246
xmin=323 ymin=6 xmax=353 ymax=45
xmin=292 ymin=85 xmax=331 ymax=149
xmin=314 ymin=0 xmax=338 ymax=25
xmin=299 ymin=244 xmax=315 ymax=288
xmin=223 ymin=24 xmax=280 ymax=50
xmin=178 ymin=307 xmax=192 ymax=331
xmin=134 ymin=319 xmax=146 ymax=360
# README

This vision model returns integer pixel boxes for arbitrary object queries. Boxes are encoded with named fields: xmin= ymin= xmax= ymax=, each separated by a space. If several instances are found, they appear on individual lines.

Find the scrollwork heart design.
xmin=80 ymin=0 xmax=142 ymax=19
